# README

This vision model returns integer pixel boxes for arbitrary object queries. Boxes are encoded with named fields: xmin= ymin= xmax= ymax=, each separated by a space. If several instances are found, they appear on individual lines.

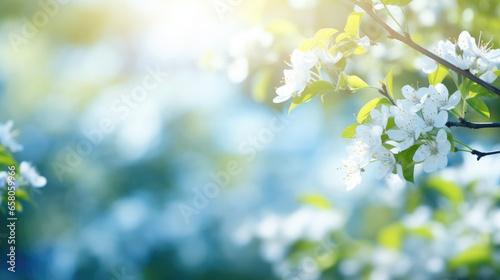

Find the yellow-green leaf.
xmin=341 ymin=123 xmax=360 ymax=138
xmin=353 ymin=46 xmax=366 ymax=55
xmin=381 ymin=0 xmax=413 ymax=6
xmin=428 ymin=64 xmax=448 ymax=86
xmin=407 ymin=226 xmax=433 ymax=240
xmin=335 ymin=32 xmax=351 ymax=43
xmin=378 ymin=223 xmax=405 ymax=250
xmin=449 ymin=245 xmax=491 ymax=269
xmin=466 ymin=97 xmax=490 ymax=119
xmin=289 ymin=81 xmax=335 ymax=113
xmin=426 ymin=177 xmax=464 ymax=206
xmin=0 ymin=146 xmax=18 ymax=170
xmin=348 ymin=75 xmax=370 ymax=89
xmin=357 ymin=98 xmax=392 ymax=123
xmin=299 ymin=193 xmax=332 ymax=209
xmin=314 ymin=28 xmax=338 ymax=48
xmin=298 ymin=38 xmax=317 ymax=52
xmin=344 ymin=12 xmax=364 ymax=38
xmin=384 ymin=67 xmax=394 ymax=99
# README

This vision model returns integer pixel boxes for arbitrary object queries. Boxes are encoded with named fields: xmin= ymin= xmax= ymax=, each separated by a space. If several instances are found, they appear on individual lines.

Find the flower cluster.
xmin=339 ymin=83 xmax=461 ymax=190
xmin=274 ymin=26 xmax=371 ymax=103
xmin=0 ymin=120 xmax=46 ymax=190
xmin=273 ymin=49 xmax=321 ymax=103
xmin=422 ymin=31 xmax=500 ymax=82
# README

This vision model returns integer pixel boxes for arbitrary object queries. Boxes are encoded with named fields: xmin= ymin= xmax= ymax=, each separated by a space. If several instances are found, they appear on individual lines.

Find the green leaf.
xmin=0 ymin=146 xmax=18 ymax=170
xmin=347 ymin=75 xmax=370 ymax=89
xmin=396 ymin=145 xmax=420 ymax=184
xmin=428 ymin=65 xmax=448 ymax=86
xmin=341 ymin=123 xmax=360 ymax=138
xmin=314 ymin=28 xmax=338 ymax=47
xmin=378 ymin=223 xmax=405 ymax=250
xmin=357 ymin=98 xmax=392 ymax=123
xmin=466 ymin=97 xmax=490 ymax=119
xmin=426 ymin=177 xmax=464 ymax=206
xmin=384 ymin=67 xmax=394 ymax=100
xmin=298 ymin=38 xmax=317 ymax=52
xmin=344 ymin=12 xmax=364 ymax=38
xmin=289 ymin=81 xmax=335 ymax=113
xmin=381 ymin=0 xmax=413 ymax=6
xmin=336 ymin=72 xmax=349 ymax=92
xmin=386 ymin=117 xmax=396 ymax=130
xmin=469 ymin=84 xmax=498 ymax=98
xmin=407 ymin=226 xmax=433 ymax=240
xmin=15 ymin=201 xmax=23 ymax=212
xmin=299 ymin=193 xmax=332 ymax=209
xmin=449 ymin=245 xmax=491 ymax=269
xmin=402 ymin=164 xmax=415 ymax=184
xmin=458 ymin=78 xmax=473 ymax=100
xmin=15 ymin=189 xmax=31 ymax=202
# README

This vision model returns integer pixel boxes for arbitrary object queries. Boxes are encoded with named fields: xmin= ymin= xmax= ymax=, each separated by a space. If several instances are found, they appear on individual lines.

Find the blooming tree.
xmin=274 ymin=0 xmax=500 ymax=190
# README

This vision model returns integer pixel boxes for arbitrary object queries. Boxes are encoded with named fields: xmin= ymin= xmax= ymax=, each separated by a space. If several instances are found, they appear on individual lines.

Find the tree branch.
xmin=456 ymin=147 xmax=500 ymax=160
xmin=349 ymin=0 xmax=500 ymax=97
xmin=446 ymin=118 xmax=500 ymax=129
xmin=471 ymin=149 xmax=500 ymax=161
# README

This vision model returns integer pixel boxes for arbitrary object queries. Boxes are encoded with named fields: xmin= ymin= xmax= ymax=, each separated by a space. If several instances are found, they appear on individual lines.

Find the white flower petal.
xmin=433 ymin=111 xmax=448 ymax=128
xmin=421 ymin=56 xmax=438 ymax=74
xmin=436 ymin=129 xmax=447 ymax=143
xmin=447 ymin=90 xmax=462 ymax=109
xmin=376 ymin=162 xmax=393 ymax=180
xmin=413 ymin=144 xmax=431 ymax=162
xmin=480 ymin=71 xmax=497 ymax=83
xmin=273 ymin=94 xmax=291 ymax=103
xmin=387 ymin=129 xmax=406 ymax=141
xmin=423 ymin=155 xmax=438 ymax=173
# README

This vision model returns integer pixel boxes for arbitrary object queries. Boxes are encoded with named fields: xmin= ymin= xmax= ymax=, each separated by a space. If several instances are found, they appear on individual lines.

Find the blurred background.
xmin=0 ymin=0 xmax=500 ymax=279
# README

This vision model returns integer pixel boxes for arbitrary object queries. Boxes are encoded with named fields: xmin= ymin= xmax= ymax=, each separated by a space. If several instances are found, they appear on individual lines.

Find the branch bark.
xmin=471 ymin=149 xmax=500 ymax=161
xmin=446 ymin=118 xmax=500 ymax=129
xmin=349 ymin=0 xmax=500 ymax=97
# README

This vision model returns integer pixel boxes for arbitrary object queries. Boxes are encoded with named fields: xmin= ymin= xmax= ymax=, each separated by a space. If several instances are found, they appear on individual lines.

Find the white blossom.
xmin=20 ymin=162 xmax=47 ymax=188
xmin=421 ymin=31 xmax=500 ymax=75
xmin=426 ymin=84 xmax=461 ymax=111
xmin=290 ymin=49 xmax=319 ymax=70
xmin=480 ymin=70 xmax=497 ymax=83
xmin=346 ymin=140 xmax=372 ymax=166
xmin=401 ymin=85 xmax=429 ymax=113
xmin=372 ymin=147 xmax=398 ymax=180
xmin=273 ymin=68 xmax=312 ymax=103
xmin=369 ymin=106 xmax=390 ymax=129
xmin=458 ymin=31 xmax=500 ymax=71
xmin=355 ymin=125 xmax=383 ymax=152
xmin=413 ymin=129 xmax=451 ymax=173
xmin=388 ymin=111 xmax=427 ymax=151
xmin=0 ymin=120 xmax=23 ymax=153
xmin=339 ymin=159 xmax=364 ymax=191
xmin=422 ymin=103 xmax=448 ymax=129
xmin=273 ymin=50 xmax=319 ymax=103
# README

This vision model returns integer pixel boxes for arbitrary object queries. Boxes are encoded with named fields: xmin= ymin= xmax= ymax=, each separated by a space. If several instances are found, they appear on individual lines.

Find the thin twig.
xmin=349 ymin=0 xmax=500 ymax=97
xmin=378 ymin=83 xmax=396 ymax=105
xmin=455 ymin=147 xmax=500 ymax=160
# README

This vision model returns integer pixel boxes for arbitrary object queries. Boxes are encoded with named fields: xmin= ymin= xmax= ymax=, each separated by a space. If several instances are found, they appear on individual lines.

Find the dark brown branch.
xmin=349 ymin=0 xmax=500 ymax=97
xmin=446 ymin=118 xmax=500 ymax=129
xmin=471 ymin=150 xmax=500 ymax=161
